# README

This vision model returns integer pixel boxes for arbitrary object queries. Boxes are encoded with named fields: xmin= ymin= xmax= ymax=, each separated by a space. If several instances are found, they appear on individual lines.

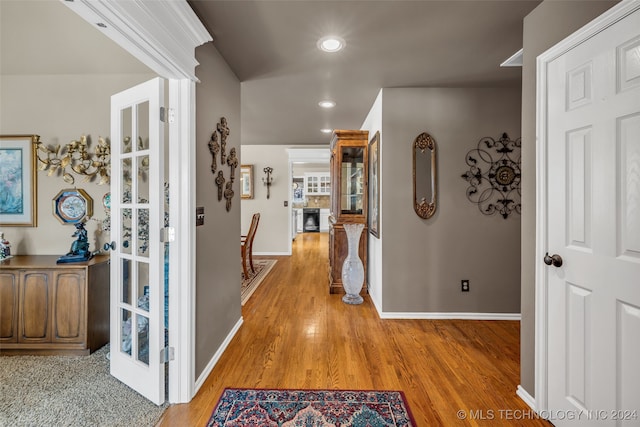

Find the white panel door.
xmin=546 ymin=7 xmax=640 ymax=426
xmin=110 ymin=78 xmax=166 ymax=405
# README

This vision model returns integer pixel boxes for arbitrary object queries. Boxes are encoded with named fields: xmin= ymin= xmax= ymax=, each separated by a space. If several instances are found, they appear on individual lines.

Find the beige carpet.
xmin=241 ymin=259 xmax=277 ymax=305
xmin=0 ymin=345 xmax=167 ymax=427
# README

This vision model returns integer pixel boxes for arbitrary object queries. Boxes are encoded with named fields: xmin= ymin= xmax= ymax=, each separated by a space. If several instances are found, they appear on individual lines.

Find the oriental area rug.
xmin=241 ymin=259 xmax=277 ymax=305
xmin=207 ymin=388 xmax=416 ymax=426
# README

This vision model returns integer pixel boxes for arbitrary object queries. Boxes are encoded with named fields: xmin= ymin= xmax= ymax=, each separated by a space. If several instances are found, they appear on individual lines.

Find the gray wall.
xmin=519 ymin=0 xmax=618 ymax=397
xmin=194 ymin=43 xmax=242 ymax=378
xmin=380 ymin=87 xmax=522 ymax=313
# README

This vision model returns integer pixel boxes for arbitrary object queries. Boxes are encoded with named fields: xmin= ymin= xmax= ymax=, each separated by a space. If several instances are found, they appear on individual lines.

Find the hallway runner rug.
xmin=207 ymin=388 xmax=416 ymax=426
xmin=241 ymin=259 xmax=277 ymax=305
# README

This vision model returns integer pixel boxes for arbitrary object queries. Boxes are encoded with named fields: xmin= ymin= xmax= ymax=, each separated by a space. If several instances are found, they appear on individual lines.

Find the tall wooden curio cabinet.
xmin=328 ymin=130 xmax=368 ymax=294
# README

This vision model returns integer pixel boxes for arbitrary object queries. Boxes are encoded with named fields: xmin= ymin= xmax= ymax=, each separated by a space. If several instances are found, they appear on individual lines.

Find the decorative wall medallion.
xmin=461 ymin=132 xmax=521 ymax=219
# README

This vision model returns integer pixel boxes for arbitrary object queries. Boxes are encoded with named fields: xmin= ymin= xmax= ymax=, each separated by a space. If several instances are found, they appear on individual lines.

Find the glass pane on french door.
xmin=119 ymin=101 xmax=151 ymax=366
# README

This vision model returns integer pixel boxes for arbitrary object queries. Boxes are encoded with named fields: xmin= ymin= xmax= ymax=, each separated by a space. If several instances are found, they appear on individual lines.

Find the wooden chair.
xmin=241 ymin=213 xmax=260 ymax=278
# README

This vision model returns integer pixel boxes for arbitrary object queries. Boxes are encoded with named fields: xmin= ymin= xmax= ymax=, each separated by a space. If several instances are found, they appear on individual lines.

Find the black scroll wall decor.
xmin=460 ymin=132 xmax=521 ymax=219
xmin=207 ymin=117 xmax=235 ymax=212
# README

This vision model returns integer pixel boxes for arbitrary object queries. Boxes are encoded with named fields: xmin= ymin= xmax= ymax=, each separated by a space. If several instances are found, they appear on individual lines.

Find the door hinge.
xmin=160 ymin=107 xmax=175 ymax=124
xmin=160 ymin=227 xmax=175 ymax=243
xmin=160 ymin=346 xmax=175 ymax=363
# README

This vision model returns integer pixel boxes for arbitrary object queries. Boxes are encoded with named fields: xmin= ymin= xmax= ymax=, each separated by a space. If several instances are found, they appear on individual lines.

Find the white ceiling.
xmin=1 ymin=0 xmax=541 ymax=146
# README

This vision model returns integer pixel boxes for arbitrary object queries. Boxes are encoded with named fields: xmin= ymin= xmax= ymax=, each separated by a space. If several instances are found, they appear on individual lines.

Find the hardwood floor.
xmin=159 ymin=232 xmax=549 ymax=426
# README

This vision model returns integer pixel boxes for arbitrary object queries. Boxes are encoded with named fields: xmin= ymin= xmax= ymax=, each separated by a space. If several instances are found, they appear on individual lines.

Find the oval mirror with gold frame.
xmin=413 ymin=132 xmax=437 ymax=219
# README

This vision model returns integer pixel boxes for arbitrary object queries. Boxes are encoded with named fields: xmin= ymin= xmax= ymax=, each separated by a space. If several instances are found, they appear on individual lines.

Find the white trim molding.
xmin=194 ymin=317 xmax=244 ymax=394
xmin=168 ymin=79 xmax=197 ymax=403
xmin=516 ymin=385 xmax=536 ymax=412
xmin=378 ymin=312 xmax=521 ymax=321
xmin=286 ymin=148 xmax=331 ymax=163
xmin=534 ymin=0 xmax=640 ymax=415
xmin=60 ymin=0 xmax=212 ymax=80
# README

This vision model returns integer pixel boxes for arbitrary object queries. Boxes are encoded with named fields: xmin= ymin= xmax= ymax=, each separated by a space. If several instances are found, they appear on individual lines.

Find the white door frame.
xmin=61 ymin=0 xmax=211 ymax=403
xmin=286 ymin=148 xmax=331 ymax=252
xmin=535 ymin=0 xmax=640 ymax=413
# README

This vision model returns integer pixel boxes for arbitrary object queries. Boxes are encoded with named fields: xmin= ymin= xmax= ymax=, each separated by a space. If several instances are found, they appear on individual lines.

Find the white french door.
xmin=110 ymin=78 xmax=166 ymax=405
xmin=542 ymin=4 xmax=640 ymax=425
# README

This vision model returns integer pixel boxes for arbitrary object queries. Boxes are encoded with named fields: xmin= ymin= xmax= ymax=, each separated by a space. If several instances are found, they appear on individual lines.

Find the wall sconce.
xmin=262 ymin=166 xmax=274 ymax=199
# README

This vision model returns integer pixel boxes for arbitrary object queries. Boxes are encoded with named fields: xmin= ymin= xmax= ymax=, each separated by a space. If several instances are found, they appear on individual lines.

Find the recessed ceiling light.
xmin=318 ymin=100 xmax=336 ymax=109
xmin=321 ymin=128 xmax=333 ymax=134
xmin=317 ymin=36 xmax=345 ymax=53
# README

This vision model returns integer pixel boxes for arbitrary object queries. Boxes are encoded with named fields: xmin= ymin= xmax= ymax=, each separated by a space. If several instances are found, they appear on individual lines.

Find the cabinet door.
xmin=297 ymin=210 xmax=303 ymax=232
xmin=319 ymin=174 xmax=331 ymax=194
xmin=320 ymin=211 xmax=330 ymax=232
xmin=52 ymin=270 xmax=86 ymax=344
xmin=18 ymin=270 xmax=51 ymax=343
xmin=0 ymin=270 xmax=18 ymax=343
xmin=306 ymin=175 xmax=319 ymax=194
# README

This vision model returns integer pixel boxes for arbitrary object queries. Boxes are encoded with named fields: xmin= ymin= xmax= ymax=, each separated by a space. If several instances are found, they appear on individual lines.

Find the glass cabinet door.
xmin=340 ymin=147 xmax=364 ymax=215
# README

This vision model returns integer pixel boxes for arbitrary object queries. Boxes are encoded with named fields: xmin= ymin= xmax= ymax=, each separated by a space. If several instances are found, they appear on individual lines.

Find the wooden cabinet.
xmin=328 ymin=130 xmax=368 ymax=294
xmin=0 ymin=255 xmax=109 ymax=355
xmin=305 ymin=172 xmax=331 ymax=195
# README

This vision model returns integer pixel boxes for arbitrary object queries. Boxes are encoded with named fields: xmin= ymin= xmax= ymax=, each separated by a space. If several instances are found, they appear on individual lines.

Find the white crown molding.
xmin=60 ymin=0 xmax=212 ymax=81
xmin=500 ymin=48 xmax=523 ymax=67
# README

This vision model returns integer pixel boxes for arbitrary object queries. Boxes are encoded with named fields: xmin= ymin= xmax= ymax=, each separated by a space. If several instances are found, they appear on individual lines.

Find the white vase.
xmin=341 ymin=223 xmax=364 ymax=305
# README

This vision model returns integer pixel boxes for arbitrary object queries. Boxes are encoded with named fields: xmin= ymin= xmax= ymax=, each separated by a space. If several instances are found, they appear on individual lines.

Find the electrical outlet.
xmin=461 ymin=280 xmax=470 ymax=292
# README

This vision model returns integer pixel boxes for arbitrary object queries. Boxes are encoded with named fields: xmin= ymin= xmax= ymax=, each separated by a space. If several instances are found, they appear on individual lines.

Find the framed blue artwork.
xmin=0 ymin=135 xmax=39 ymax=226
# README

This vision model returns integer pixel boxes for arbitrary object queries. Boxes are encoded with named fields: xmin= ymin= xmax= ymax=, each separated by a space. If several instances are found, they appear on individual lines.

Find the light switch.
xmin=196 ymin=206 xmax=205 ymax=226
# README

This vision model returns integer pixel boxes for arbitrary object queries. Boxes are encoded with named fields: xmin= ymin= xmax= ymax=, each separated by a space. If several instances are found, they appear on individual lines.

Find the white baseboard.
xmin=194 ymin=317 xmax=243 ymax=394
xmin=253 ymin=251 xmax=290 ymax=256
xmin=378 ymin=312 xmax=521 ymax=320
xmin=516 ymin=385 xmax=536 ymax=411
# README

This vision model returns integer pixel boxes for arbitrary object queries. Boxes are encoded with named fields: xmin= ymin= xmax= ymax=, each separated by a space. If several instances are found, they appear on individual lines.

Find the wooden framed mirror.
xmin=240 ymin=164 xmax=253 ymax=199
xmin=413 ymin=132 xmax=437 ymax=219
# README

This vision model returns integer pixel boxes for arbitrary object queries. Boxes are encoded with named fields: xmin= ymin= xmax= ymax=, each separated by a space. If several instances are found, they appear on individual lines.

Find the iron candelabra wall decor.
xmin=207 ymin=117 xmax=235 ymax=212
xmin=262 ymin=167 xmax=274 ymax=199
xmin=460 ymin=132 xmax=521 ymax=219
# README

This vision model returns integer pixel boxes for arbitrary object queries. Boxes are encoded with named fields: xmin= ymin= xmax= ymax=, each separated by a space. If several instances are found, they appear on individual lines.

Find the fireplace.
xmin=302 ymin=208 xmax=320 ymax=232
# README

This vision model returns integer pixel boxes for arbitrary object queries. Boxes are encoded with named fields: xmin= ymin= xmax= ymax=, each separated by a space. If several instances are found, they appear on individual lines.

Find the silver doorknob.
xmin=544 ymin=252 xmax=563 ymax=267
xmin=104 ymin=241 xmax=116 ymax=251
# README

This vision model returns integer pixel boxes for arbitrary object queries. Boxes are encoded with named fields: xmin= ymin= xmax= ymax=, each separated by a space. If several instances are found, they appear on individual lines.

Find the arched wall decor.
xmin=460 ymin=132 xmax=521 ymax=219
xmin=412 ymin=132 xmax=437 ymax=219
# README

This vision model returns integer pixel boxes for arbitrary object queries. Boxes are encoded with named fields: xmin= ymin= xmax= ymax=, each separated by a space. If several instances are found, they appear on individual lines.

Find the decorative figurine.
xmin=57 ymin=221 xmax=93 ymax=264
xmin=0 ymin=232 xmax=11 ymax=260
